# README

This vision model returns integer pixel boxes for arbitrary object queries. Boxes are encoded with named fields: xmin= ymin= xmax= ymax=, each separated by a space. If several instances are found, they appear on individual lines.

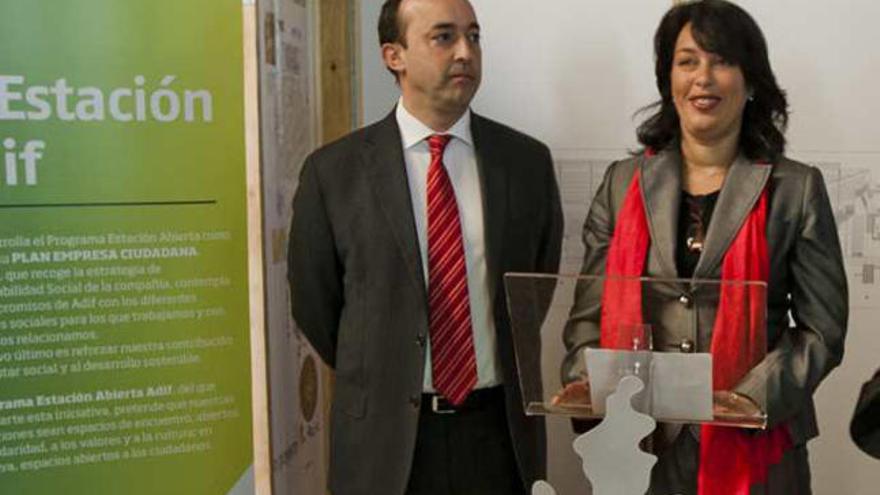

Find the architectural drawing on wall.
xmin=803 ymin=152 xmax=880 ymax=309
xmin=552 ymin=149 xmax=880 ymax=309
xmin=258 ymin=0 xmax=324 ymax=494
xmin=552 ymin=149 xmax=623 ymax=275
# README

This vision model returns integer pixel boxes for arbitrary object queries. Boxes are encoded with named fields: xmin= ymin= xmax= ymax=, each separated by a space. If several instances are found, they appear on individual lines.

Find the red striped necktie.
xmin=426 ymin=134 xmax=477 ymax=406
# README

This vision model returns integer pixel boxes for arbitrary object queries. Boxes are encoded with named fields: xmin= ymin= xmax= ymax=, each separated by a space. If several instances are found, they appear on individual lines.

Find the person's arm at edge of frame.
xmin=851 ymin=368 xmax=880 ymax=458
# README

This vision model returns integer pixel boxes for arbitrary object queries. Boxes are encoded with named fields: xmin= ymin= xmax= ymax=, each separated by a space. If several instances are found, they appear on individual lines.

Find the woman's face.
xmin=671 ymin=23 xmax=748 ymax=146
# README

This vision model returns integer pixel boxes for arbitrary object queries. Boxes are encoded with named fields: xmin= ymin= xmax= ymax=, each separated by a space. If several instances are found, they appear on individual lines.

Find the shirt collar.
xmin=395 ymin=98 xmax=473 ymax=150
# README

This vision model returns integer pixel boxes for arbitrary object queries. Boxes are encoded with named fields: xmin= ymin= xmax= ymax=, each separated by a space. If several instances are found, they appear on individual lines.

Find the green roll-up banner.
xmin=0 ymin=2 xmax=253 ymax=493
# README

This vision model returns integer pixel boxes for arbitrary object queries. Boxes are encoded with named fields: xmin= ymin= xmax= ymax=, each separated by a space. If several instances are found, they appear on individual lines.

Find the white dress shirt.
xmin=395 ymin=100 xmax=502 ymax=392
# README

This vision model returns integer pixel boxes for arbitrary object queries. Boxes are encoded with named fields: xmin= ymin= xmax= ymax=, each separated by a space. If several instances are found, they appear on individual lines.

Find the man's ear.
xmin=381 ymin=42 xmax=405 ymax=76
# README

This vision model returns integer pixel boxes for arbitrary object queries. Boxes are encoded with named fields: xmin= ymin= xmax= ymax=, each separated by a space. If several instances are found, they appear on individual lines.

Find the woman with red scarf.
xmin=561 ymin=1 xmax=848 ymax=493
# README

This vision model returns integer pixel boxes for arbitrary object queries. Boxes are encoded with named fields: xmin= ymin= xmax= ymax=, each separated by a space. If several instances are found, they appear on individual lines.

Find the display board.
xmin=0 ymin=2 xmax=254 ymax=493
xmin=256 ymin=0 xmax=326 ymax=494
xmin=360 ymin=0 xmax=880 ymax=493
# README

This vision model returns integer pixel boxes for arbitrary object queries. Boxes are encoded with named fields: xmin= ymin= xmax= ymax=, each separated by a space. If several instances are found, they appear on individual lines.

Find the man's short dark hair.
xmin=378 ymin=0 xmax=406 ymax=47
xmin=378 ymin=0 xmax=407 ymax=79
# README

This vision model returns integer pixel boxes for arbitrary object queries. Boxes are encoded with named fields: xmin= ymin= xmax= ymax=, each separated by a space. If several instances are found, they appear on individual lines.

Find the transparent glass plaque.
xmin=505 ymin=273 xmax=767 ymax=429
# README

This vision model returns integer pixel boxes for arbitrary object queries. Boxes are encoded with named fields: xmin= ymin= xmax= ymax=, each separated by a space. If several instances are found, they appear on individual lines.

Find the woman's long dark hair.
xmin=636 ymin=0 xmax=789 ymax=163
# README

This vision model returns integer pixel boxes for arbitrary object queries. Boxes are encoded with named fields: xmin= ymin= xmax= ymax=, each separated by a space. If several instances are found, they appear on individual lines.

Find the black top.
xmin=676 ymin=189 xmax=720 ymax=278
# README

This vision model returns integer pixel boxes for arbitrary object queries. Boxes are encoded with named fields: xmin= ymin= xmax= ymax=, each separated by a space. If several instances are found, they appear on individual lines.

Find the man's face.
xmin=384 ymin=0 xmax=482 ymax=124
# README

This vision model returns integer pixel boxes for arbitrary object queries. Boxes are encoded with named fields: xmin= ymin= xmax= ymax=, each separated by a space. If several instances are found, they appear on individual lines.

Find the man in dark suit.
xmin=287 ymin=0 xmax=563 ymax=494
xmin=851 ymin=368 xmax=880 ymax=459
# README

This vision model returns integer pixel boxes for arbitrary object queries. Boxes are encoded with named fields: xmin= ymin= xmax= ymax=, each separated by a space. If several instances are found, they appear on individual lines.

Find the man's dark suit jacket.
xmin=852 ymin=368 xmax=880 ymax=459
xmin=288 ymin=109 xmax=563 ymax=495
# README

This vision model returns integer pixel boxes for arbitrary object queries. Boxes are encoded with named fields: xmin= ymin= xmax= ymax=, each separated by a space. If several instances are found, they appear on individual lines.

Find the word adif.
xmin=3 ymin=139 xmax=44 ymax=186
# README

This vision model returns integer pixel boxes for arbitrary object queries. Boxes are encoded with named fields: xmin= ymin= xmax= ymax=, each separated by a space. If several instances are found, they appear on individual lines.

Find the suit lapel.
xmin=640 ymin=149 xmax=681 ymax=277
xmin=692 ymin=154 xmax=771 ymax=278
xmin=363 ymin=111 xmax=428 ymax=301
xmin=471 ymin=114 xmax=507 ymax=287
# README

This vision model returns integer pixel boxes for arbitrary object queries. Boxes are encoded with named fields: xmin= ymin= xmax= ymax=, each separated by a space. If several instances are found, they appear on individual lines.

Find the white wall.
xmin=359 ymin=0 xmax=880 ymax=493
xmin=359 ymin=0 xmax=400 ymax=124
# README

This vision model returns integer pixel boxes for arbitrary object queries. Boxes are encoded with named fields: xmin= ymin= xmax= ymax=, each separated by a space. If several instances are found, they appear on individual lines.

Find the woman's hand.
xmin=551 ymin=380 xmax=591 ymax=406
xmin=712 ymin=390 xmax=762 ymax=418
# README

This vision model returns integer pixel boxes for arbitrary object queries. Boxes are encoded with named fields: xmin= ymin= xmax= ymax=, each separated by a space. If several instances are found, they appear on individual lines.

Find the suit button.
xmin=679 ymin=339 xmax=695 ymax=353
xmin=416 ymin=334 xmax=426 ymax=347
xmin=678 ymin=294 xmax=691 ymax=306
xmin=409 ymin=395 xmax=421 ymax=409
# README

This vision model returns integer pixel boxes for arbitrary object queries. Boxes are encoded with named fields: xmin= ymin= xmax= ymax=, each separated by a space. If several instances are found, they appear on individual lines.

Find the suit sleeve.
xmin=734 ymin=166 xmax=848 ymax=429
xmin=288 ymin=156 xmax=343 ymax=368
xmin=851 ymin=367 xmax=880 ymax=459
xmin=561 ymin=162 xmax=618 ymax=384
xmin=536 ymin=145 xmax=564 ymax=275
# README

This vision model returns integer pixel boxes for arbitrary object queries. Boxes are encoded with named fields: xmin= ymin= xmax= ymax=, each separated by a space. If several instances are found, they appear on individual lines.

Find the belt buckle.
xmin=431 ymin=395 xmax=456 ymax=414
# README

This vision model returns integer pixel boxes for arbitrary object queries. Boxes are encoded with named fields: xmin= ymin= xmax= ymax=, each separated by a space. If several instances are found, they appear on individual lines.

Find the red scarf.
xmin=600 ymin=159 xmax=791 ymax=494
